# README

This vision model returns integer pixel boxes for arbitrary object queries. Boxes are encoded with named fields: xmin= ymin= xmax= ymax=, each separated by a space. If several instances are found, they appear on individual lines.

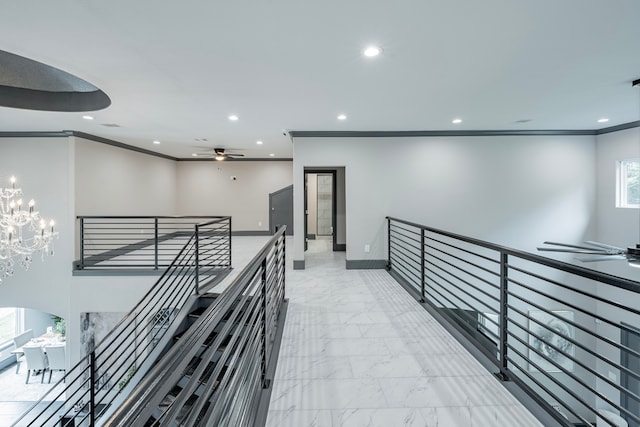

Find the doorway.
xmin=304 ymin=169 xmax=345 ymax=253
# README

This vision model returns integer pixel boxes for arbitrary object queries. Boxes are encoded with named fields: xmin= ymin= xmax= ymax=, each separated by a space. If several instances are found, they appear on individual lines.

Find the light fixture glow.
xmin=337 ymin=114 xmax=347 ymax=121
xmin=153 ymin=140 xmax=160 ymax=145
xmin=364 ymin=46 xmax=381 ymax=57
xmin=82 ymin=115 xmax=94 ymax=120
xmin=192 ymin=153 xmax=198 ymax=157
xmin=215 ymin=155 xmax=225 ymax=161
xmin=269 ymin=153 xmax=275 ymax=157
xmin=597 ymin=118 xmax=609 ymax=123
xmin=452 ymin=118 xmax=463 ymax=124
xmin=228 ymin=115 xmax=239 ymax=121
xmin=256 ymin=140 xmax=263 ymax=145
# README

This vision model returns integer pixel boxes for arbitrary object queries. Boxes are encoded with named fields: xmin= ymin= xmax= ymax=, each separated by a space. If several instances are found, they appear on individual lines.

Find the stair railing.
xmin=387 ymin=216 xmax=640 ymax=427
xmin=103 ymin=226 xmax=287 ymax=427
xmin=11 ymin=217 xmax=232 ymax=427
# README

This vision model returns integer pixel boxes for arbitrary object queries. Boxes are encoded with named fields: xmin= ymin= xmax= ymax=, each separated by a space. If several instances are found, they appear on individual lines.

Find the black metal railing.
xmin=77 ymin=216 xmax=231 ymax=270
xmin=387 ymin=217 xmax=640 ymax=427
xmin=104 ymin=226 xmax=287 ymax=426
xmin=11 ymin=217 xmax=233 ymax=427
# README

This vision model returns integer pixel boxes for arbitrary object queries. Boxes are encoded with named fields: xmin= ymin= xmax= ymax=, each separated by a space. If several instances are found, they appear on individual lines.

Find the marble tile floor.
xmin=266 ymin=241 xmax=544 ymax=427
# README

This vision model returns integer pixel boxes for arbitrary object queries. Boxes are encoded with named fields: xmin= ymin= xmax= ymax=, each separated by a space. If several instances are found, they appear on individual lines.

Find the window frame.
xmin=616 ymin=158 xmax=640 ymax=209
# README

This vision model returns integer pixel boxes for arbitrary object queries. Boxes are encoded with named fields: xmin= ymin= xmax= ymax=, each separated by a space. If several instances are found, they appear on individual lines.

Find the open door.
xmin=269 ymin=185 xmax=293 ymax=235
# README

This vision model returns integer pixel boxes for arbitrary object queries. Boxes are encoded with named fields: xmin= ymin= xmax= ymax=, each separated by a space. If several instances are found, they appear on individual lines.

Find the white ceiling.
xmin=0 ymin=0 xmax=639 ymax=159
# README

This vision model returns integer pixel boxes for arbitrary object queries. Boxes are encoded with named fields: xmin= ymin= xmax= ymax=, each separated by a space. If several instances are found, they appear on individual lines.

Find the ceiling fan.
xmin=537 ymin=241 xmax=640 ymax=267
xmin=194 ymin=148 xmax=245 ymax=161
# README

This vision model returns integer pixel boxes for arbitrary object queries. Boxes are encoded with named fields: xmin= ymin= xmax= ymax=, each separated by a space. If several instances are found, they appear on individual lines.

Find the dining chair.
xmin=23 ymin=346 xmax=48 ymax=384
xmin=44 ymin=345 xmax=66 ymax=383
xmin=12 ymin=329 xmax=34 ymax=374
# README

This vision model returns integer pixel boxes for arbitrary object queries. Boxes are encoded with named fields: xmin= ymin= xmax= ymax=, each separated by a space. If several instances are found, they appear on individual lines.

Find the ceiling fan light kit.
xmin=193 ymin=148 xmax=245 ymax=161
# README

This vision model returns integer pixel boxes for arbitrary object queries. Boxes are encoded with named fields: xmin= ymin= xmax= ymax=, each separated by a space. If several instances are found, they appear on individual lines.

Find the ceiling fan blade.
xmin=540 ymin=241 xmax=613 ymax=251
xmin=583 ymin=241 xmax=626 ymax=252
xmin=537 ymin=248 xmax=611 ymax=255
xmin=226 ymin=153 xmax=245 ymax=157
xmin=576 ymin=255 xmax=626 ymax=262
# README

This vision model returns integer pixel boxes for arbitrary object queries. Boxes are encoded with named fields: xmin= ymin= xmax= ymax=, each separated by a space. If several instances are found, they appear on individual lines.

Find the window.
xmin=0 ymin=307 xmax=19 ymax=345
xmin=617 ymin=159 xmax=640 ymax=208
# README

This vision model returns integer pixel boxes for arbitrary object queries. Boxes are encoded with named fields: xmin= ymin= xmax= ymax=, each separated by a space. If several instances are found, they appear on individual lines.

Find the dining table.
xmin=11 ymin=332 xmax=66 ymax=357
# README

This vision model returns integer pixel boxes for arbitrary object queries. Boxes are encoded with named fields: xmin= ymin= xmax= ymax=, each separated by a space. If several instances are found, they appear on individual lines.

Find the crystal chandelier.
xmin=0 ymin=176 xmax=58 ymax=281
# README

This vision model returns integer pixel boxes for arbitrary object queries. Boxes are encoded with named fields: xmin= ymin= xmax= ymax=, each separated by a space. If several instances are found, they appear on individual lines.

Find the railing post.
xmin=228 ymin=217 xmax=232 ymax=268
xmin=386 ymin=217 xmax=391 ymax=270
xmin=497 ymin=252 xmax=510 ymax=381
xmin=261 ymin=257 xmax=270 ymax=388
xmin=79 ymin=217 xmax=85 ymax=270
xmin=154 ymin=217 xmax=159 ymax=270
xmin=420 ymin=228 xmax=426 ymax=303
xmin=282 ymin=228 xmax=286 ymax=300
xmin=90 ymin=351 xmax=96 ymax=427
xmin=194 ymin=224 xmax=200 ymax=295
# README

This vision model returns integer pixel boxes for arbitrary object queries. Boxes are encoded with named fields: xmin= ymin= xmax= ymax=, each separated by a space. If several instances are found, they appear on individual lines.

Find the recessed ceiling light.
xmin=153 ymin=140 xmax=160 ymax=145
xmin=228 ymin=114 xmax=239 ymax=121
xmin=192 ymin=153 xmax=198 ymax=157
xmin=269 ymin=153 xmax=275 ymax=157
xmin=452 ymin=118 xmax=463 ymax=124
xmin=256 ymin=140 xmax=263 ymax=145
xmin=363 ymin=46 xmax=381 ymax=57
xmin=337 ymin=114 xmax=347 ymax=121
xmin=82 ymin=115 xmax=94 ymax=120
xmin=597 ymin=118 xmax=609 ymax=123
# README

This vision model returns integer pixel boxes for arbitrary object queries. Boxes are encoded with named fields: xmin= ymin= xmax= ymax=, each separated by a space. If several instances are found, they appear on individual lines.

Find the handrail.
xmin=76 ymin=215 xmax=230 ymax=270
xmin=387 ymin=216 xmax=640 ymax=293
xmin=11 ymin=216 xmax=232 ymax=427
xmin=105 ymin=226 xmax=287 ymax=426
xmin=387 ymin=217 xmax=640 ymax=427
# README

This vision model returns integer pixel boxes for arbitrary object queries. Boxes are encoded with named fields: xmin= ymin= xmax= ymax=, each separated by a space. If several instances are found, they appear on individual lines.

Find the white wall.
xmin=0 ymin=137 xmax=171 ymax=368
xmin=0 ymin=137 xmax=75 ymax=319
xmin=595 ymin=127 xmax=640 ymax=279
xmin=175 ymin=161 xmax=293 ymax=231
xmin=293 ymin=135 xmax=597 ymax=264
xmin=594 ymin=127 xmax=640 ymax=414
xmin=75 ymin=138 xmax=177 ymax=216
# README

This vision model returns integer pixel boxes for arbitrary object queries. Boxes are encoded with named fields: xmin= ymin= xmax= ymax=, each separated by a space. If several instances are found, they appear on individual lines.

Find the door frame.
xmin=304 ymin=169 xmax=339 ymax=252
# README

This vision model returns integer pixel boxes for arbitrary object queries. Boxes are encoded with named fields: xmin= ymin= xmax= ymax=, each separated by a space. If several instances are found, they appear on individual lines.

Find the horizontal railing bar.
xmin=425 ymin=265 xmax=498 ymax=315
xmin=78 ymin=215 xmax=229 ymax=219
xmin=389 ymin=222 xmax=422 ymax=237
xmin=506 ymin=311 xmax=640 ymax=400
xmin=392 ymin=251 xmax=420 ymax=274
xmin=507 ymin=278 xmax=640 ymax=359
xmin=508 ymin=263 xmax=640 ymax=317
xmin=508 ymin=339 xmax=640 ymax=426
xmin=426 ymin=251 xmax=500 ymax=294
xmin=388 ymin=216 xmax=640 ymax=293
xmin=507 ymin=292 xmax=640 ymax=372
xmin=426 ymin=234 xmax=500 ymax=266
xmin=505 ymin=350 xmax=594 ymax=425
xmin=389 ymin=228 xmax=422 ymax=247
xmin=390 ymin=256 xmax=421 ymax=283
xmin=425 ymin=241 xmax=501 ymax=279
